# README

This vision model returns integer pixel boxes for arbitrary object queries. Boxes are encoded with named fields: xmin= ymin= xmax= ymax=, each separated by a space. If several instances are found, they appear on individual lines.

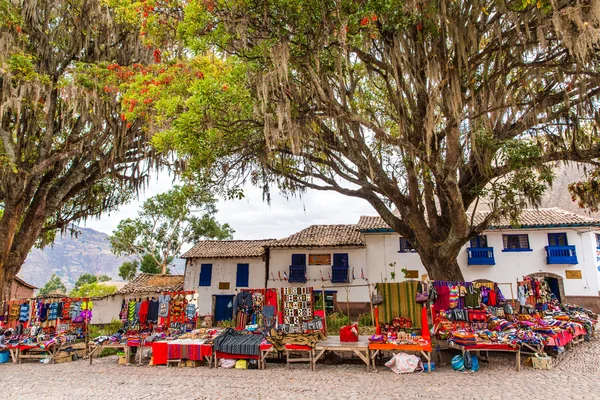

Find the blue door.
xmin=214 ymin=295 xmax=234 ymax=323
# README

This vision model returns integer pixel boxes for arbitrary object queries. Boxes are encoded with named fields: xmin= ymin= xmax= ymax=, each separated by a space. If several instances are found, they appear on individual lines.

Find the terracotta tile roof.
xmin=116 ymin=273 xmax=184 ymax=295
xmin=15 ymin=276 xmax=37 ymax=290
xmin=357 ymin=208 xmax=600 ymax=232
xmin=270 ymin=225 xmax=365 ymax=248
xmin=181 ymin=239 xmax=276 ymax=259
xmin=472 ymin=208 xmax=600 ymax=229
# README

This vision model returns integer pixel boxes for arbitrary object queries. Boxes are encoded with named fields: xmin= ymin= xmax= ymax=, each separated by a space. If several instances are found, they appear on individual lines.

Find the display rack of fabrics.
xmin=428 ymin=279 xmax=597 ymax=371
xmin=1 ymin=296 xmax=91 ymax=364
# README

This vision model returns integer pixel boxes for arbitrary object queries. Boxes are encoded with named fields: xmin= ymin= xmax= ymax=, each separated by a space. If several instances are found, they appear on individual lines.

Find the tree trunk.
xmin=419 ymin=251 xmax=465 ymax=281
xmin=0 ymin=202 xmax=25 ymax=301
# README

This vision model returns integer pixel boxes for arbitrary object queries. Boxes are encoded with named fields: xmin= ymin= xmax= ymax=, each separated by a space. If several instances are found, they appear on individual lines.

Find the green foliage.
xmin=70 ymin=282 xmax=118 ymax=298
xmin=73 ymin=273 xmax=111 ymax=291
xmin=325 ymin=312 xmax=350 ymax=335
xmin=118 ymin=261 xmax=138 ymax=281
xmin=89 ymin=319 xmax=124 ymax=339
xmin=109 ymin=185 xmax=233 ymax=273
xmin=358 ymin=312 xmax=373 ymax=327
xmin=217 ymin=319 xmax=235 ymax=329
xmin=37 ymin=274 xmax=67 ymax=296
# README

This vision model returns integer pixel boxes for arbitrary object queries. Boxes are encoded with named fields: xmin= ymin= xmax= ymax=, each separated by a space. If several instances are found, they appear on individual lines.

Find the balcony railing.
xmin=467 ymin=247 xmax=495 ymax=265
xmin=331 ymin=265 xmax=349 ymax=283
xmin=288 ymin=265 xmax=307 ymax=283
xmin=546 ymin=245 xmax=578 ymax=265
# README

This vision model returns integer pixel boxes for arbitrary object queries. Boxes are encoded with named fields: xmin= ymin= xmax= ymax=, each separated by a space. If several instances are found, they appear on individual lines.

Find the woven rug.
xmin=376 ymin=281 xmax=421 ymax=328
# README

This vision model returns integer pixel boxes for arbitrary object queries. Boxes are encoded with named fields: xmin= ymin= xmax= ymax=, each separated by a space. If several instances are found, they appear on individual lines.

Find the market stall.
xmin=430 ymin=278 xmax=597 ymax=371
xmin=2 ymin=295 xmax=91 ymax=364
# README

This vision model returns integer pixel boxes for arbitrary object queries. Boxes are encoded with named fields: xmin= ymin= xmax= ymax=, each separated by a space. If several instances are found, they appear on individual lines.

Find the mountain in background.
xmin=19 ymin=227 xmax=131 ymax=288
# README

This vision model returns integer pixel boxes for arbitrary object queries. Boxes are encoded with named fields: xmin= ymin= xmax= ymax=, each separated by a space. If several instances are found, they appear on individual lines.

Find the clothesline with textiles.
xmin=234 ymin=288 xmax=279 ymax=330
xmin=119 ymin=291 xmax=198 ymax=333
xmin=1 ymin=297 xmax=92 ymax=333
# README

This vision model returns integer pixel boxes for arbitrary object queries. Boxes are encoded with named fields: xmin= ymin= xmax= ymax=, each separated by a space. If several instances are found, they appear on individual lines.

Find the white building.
xmin=182 ymin=208 xmax=600 ymax=320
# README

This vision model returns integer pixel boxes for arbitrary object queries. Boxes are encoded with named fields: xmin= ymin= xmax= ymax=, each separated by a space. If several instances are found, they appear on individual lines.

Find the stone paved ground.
xmin=2 ymin=337 xmax=600 ymax=400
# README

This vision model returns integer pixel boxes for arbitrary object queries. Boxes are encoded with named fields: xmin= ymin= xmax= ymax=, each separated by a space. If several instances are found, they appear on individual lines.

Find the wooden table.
xmin=214 ymin=344 xmax=273 ymax=369
xmin=314 ymin=336 xmax=371 ymax=371
xmin=368 ymin=342 xmax=433 ymax=372
xmin=8 ymin=342 xmax=66 ymax=364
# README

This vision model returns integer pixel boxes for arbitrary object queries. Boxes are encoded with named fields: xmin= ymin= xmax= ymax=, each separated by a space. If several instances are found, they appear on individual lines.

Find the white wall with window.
xmin=266 ymin=247 xmax=369 ymax=302
xmin=184 ymin=257 xmax=266 ymax=315
xmin=363 ymin=228 xmax=600 ymax=298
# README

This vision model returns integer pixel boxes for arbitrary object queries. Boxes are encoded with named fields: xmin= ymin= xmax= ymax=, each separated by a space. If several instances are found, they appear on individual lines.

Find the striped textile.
xmin=376 ymin=281 xmax=421 ymax=328
xmin=212 ymin=328 xmax=263 ymax=356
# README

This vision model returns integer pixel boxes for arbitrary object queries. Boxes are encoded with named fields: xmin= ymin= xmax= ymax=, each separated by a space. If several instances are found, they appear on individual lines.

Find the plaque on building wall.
xmin=404 ymin=270 xmax=419 ymax=279
xmin=309 ymin=254 xmax=331 ymax=265
xmin=565 ymin=270 xmax=582 ymax=279
xmin=219 ymin=282 xmax=230 ymax=290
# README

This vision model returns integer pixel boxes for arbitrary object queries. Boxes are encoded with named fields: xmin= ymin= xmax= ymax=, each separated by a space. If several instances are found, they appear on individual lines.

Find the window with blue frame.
xmin=199 ymin=263 xmax=213 ymax=286
xmin=596 ymin=234 xmax=600 ymax=249
xmin=469 ymin=235 xmax=488 ymax=248
xmin=502 ymin=234 xmax=531 ymax=251
xmin=548 ymin=233 xmax=568 ymax=246
xmin=399 ymin=238 xmax=417 ymax=253
xmin=289 ymin=254 xmax=307 ymax=283
xmin=236 ymin=263 xmax=249 ymax=287
xmin=332 ymin=253 xmax=349 ymax=283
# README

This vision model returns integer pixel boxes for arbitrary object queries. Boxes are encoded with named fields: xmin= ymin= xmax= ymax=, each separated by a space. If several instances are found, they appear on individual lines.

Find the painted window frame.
xmin=596 ymin=233 xmax=600 ymax=249
xmin=236 ymin=263 xmax=249 ymax=288
xmin=469 ymin=235 xmax=488 ymax=248
xmin=547 ymin=232 xmax=568 ymax=247
xmin=398 ymin=238 xmax=417 ymax=253
xmin=502 ymin=234 xmax=532 ymax=252
xmin=199 ymin=263 xmax=213 ymax=286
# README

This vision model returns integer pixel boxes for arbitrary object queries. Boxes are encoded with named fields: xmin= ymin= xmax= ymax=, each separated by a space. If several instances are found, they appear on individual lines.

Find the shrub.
xmin=89 ymin=319 xmax=123 ymax=339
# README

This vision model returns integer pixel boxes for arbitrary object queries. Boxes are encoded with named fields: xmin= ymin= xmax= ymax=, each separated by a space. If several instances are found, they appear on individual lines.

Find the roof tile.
xmin=116 ymin=273 xmax=184 ymax=295
xmin=270 ymin=224 xmax=364 ymax=248
xmin=181 ymin=239 xmax=275 ymax=259
xmin=357 ymin=208 xmax=600 ymax=231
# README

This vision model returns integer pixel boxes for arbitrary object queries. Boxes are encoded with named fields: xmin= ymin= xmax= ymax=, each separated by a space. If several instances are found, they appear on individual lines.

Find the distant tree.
xmin=118 ymin=261 xmax=138 ymax=282
xmin=139 ymin=253 xmax=172 ymax=275
xmin=38 ymin=274 xmax=67 ymax=296
xmin=70 ymin=282 xmax=117 ymax=298
xmin=73 ymin=273 xmax=112 ymax=290
xmin=109 ymin=186 xmax=233 ymax=274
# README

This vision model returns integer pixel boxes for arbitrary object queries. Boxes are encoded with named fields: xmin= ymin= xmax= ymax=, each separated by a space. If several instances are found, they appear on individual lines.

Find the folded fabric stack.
xmin=452 ymin=331 xmax=477 ymax=346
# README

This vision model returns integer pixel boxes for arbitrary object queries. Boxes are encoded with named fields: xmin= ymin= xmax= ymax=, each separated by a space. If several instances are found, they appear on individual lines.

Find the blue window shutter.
xmin=291 ymin=254 xmax=306 ymax=266
xmin=548 ymin=233 xmax=567 ymax=246
xmin=236 ymin=263 xmax=249 ymax=287
xmin=199 ymin=264 xmax=212 ymax=286
xmin=333 ymin=253 xmax=348 ymax=267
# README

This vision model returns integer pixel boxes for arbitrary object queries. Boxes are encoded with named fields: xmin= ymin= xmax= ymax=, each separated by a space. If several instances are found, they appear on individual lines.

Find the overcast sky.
xmin=83 ymin=171 xmax=377 ymax=248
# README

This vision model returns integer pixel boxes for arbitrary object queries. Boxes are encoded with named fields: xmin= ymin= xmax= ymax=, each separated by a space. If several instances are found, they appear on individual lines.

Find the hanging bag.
xmin=416 ymin=282 xmax=429 ymax=303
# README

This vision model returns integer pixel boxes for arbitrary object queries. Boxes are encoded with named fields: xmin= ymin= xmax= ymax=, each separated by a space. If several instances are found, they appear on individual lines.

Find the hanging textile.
xmin=399 ymin=281 xmax=421 ymax=329
xmin=282 ymin=287 xmax=312 ymax=333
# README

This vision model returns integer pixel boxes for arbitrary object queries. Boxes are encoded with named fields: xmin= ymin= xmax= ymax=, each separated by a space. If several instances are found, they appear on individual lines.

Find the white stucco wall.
xmin=267 ymin=247 xmax=370 ymax=303
xmin=184 ymin=257 xmax=266 ymax=315
xmin=91 ymin=294 xmax=126 ymax=325
xmin=364 ymin=228 xmax=600 ymax=299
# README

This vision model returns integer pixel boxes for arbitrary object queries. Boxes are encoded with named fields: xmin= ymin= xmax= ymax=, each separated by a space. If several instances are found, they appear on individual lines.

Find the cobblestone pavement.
xmin=2 ymin=338 xmax=600 ymax=400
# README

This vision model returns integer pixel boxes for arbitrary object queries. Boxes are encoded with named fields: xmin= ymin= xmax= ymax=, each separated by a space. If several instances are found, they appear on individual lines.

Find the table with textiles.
xmin=369 ymin=341 xmax=433 ymax=372
xmin=151 ymin=339 xmax=214 ymax=366
xmin=8 ymin=338 xmax=82 ymax=364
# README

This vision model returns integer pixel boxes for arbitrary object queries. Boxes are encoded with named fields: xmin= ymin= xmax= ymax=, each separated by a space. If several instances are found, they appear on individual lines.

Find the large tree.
xmin=0 ymin=0 xmax=162 ymax=299
xmin=145 ymin=0 xmax=600 ymax=280
xmin=109 ymin=186 xmax=234 ymax=274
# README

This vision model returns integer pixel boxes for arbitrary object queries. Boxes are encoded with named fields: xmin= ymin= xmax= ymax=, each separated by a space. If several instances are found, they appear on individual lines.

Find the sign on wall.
xmin=404 ymin=270 xmax=419 ymax=279
xmin=219 ymin=282 xmax=230 ymax=290
xmin=565 ymin=270 xmax=582 ymax=279
xmin=309 ymin=254 xmax=331 ymax=265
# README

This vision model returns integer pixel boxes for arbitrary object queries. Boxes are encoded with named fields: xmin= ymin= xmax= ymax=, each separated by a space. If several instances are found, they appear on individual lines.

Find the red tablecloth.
xmin=151 ymin=342 xmax=212 ymax=365
xmin=545 ymin=330 xmax=573 ymax=347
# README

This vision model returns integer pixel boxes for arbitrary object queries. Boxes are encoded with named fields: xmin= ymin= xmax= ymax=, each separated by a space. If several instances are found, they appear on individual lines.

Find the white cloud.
xmin=84 ymin=172 xmax=377 ymax=242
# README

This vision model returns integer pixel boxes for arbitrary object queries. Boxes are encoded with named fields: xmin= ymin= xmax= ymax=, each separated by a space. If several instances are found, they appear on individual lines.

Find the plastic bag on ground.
xmin=385 ymin=352 xmax=423 ymax=374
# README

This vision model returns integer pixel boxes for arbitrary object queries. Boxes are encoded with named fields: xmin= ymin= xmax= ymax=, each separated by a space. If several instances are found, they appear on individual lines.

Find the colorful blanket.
xmin=376 ymin=281 xmax=421 ymax=328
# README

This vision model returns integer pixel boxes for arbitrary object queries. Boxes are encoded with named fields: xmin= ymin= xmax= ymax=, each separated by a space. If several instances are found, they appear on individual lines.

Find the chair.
xmin=284 ymin=310 xmax=326 ymax=371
